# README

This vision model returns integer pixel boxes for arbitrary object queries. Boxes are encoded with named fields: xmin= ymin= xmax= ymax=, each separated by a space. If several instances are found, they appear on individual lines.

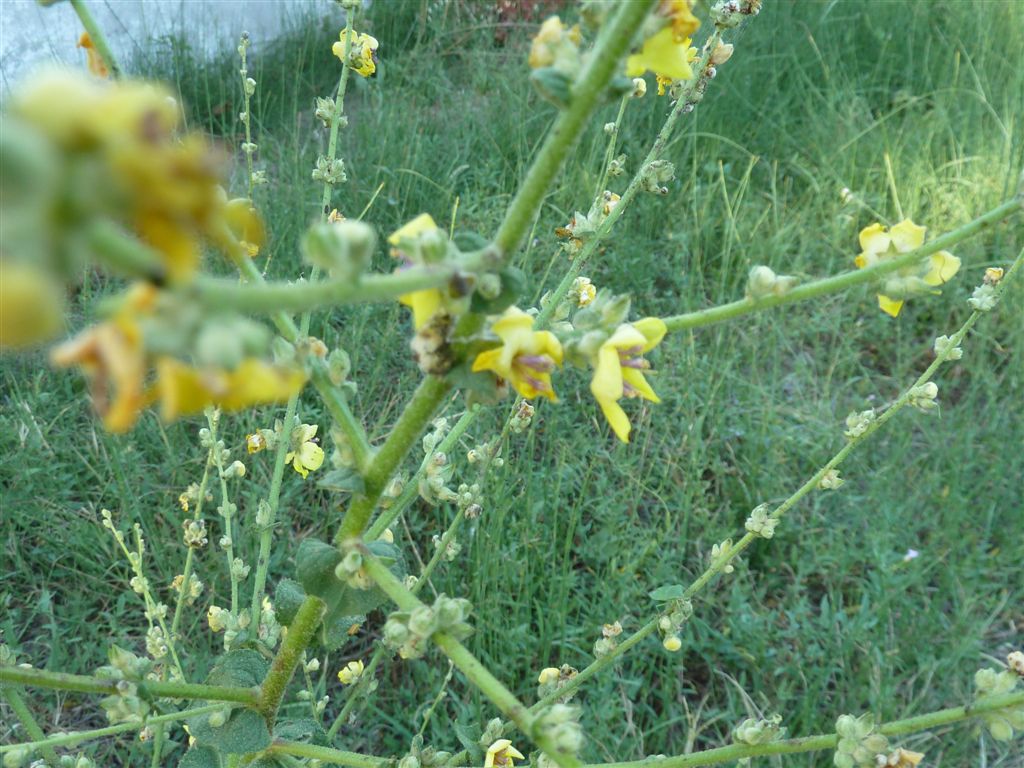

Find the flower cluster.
xmin=333 ymin=29 xmax=379 ymax=77
xmin=854 ymin=219 xmax=961 ymax=317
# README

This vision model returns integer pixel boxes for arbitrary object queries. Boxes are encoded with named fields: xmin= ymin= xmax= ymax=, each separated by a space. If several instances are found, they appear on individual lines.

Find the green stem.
xmin=536 ymin=31 xmax=723 ymax=328
xmin=576 ymin=691 xmax=1024 ymax=768
xmin=492 ymin=0 xmax=657 ymax=256
xmin=335 ymin=377 xmax=453 ymax=542
xmin=234 ymin=255 xmax=372 ymax=471
xmin=0 ymin=703 xmax=222 ymax=754
xmin=258 ymin=595 xmax=326 ymax=723
xmin=364 ymin=407 xmax=478 ymax=540
xmin=239 ymin=38 xmax=256 ymax=200
xmin=662 ymin=197 xmax=1021 ymax=333
xmin=359 ymin=552 xmax=581 ymax=768
xmin=250 ymin=394 xmax=298 ymax=620
xmin=594 ymin=96 xmax=630 ymax=201
xmin=268 ymin=741 xmax=393 ymax=768
xmin=193 ymin=264 xmax=463 ymax=315
xmin=320 ymin=11 xmax=355 ymax=223
xmin=1 ymin=687 xmax=60 ymax=765
xmin=208 ymin=410 xmax=240 ymax=615
xmin=69 ymin=0 xmax=122 ymax=78
xmin=171 ymin=441 xmax=214 ymax=647
xmin=0 ymin=666 xmax=258 ymax=705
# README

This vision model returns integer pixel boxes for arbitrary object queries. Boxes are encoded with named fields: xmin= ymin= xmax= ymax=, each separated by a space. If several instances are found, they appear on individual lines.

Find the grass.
xmin=2 ymin=0 xmax=1023 ymax=764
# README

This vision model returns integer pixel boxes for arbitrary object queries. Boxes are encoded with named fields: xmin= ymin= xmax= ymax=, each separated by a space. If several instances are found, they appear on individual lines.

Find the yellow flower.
xmin=224 ymin=198 xmax=266 ymax=258
xmin=485 ymin=740 xmax=525 ymax=768
xmin=333 ymin=29 xmax=379 ymax=77
xmin=590 ymin=318 xmax=667 ymax=443
xmin=528 ymin=16 xmax=581 ymax=69
xmin=0 ymin=261 xmax=65 ymax=350
xmin=472 ymin=307 xmax=563 ymax=401
xmin=77 ymin=32 xmax=109 ymax=78
xmin=854 ymin=219 xmax=961 ymax=317
xmin=286 ymin=424 xmax=325 ymax=479
xmin=246 ymin=433 xmax=267 ymax=453
xmin=626 ymin=28 xmax=696 ymax=82
xmin=154 ymin=358 xmax=307 ymax=424
xmin=50 ymin=285 xmax=155 ymax=433
xmin=337 ymin=659 xmax=364 ymax=685
xmin=389 ymin=213 xmax=445 ymax=330
xmin=661 ymin=0 xmax=700 ymax=42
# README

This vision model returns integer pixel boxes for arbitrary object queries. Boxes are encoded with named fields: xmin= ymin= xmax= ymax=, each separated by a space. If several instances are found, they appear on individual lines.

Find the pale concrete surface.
xmin=0 ymin=0 xmax=337 ymax=88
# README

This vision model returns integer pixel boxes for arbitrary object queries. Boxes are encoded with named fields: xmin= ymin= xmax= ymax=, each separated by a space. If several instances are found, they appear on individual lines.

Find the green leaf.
xmin=321 ymin=613 xmax=365 ymax=651
xmin=453 ymin=722 xmax=484 ymax=763
xmin=187 ymin=707 xmax=271 ymax=755
xmin=295 ymin=538 xmax=342 ymax=598
xmin=317 ymin=466 xmax=366 ymax=494
xmin=274 ymin=716 xmax=329 ymax=746
xmin=247 ymin=758 xmax=284 ymax=768
xmin=648 ymin=584 xmax=687 ymax=602
xmin=205 ymin=649 xmax=268 ymax=688
xmin=274 ymin=579 xmax=307 ymax=626
xmin=177 ymin=746 xmax=222 ymax=768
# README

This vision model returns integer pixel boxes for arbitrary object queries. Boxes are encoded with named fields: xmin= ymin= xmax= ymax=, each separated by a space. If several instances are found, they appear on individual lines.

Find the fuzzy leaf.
xmin=274 ymin=578 xmax=307 ymax=626
xmin=187 ymin=707 xmax=271 ymax=754
xmin=648 ymin=584 xmax=687 ymax=602
xmin=296 ymin=538 xmax=342 ymax=598
xmin=205 ymin=649 xmax=268 ymax=688
xmin=274 ymin=716 xmax=329 ymax=746
xmin=177 ymin=746 xmax=222 ymax=768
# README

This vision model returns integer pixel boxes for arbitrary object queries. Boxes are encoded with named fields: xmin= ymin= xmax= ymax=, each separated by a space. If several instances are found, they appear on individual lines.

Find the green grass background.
xmin=2 ymin=0 xmax=1023 ymax=764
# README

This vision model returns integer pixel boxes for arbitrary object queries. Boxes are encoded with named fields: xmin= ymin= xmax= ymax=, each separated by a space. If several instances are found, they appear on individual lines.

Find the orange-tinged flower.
xmin=590 ymin=318 xmax=666 ymax=443
xmin=472 ymin=307 xmax=563 ymax=401
xmin=50 ymin=285 xmax=157 ymax=433
xmin=77 ymin=32 xmax=109 ymax=78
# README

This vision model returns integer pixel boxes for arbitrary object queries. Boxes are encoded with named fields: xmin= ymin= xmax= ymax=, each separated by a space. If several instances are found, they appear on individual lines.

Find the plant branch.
xmin=0 ymin=666 xmax=258 ymax=705
xmin=662 ymin=197 xmax=1021 ymax=333
xmin=258 ymin=594 xmax=326 ymax=723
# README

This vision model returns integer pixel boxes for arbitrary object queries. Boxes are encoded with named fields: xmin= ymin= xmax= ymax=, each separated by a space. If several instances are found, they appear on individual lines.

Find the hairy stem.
xmin=258 ymin=595 xmax=326 ymax=723
xmin=1 ymin=686 xmax=60 ymax=764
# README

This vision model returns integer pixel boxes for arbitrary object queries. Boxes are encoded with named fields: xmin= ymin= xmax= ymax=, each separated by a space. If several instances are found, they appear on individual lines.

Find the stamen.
xmin=516 ymin=354 xmax=555 ymax=373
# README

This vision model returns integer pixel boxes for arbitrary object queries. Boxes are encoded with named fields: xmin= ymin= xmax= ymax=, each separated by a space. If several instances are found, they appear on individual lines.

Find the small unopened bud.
xmin=908 ymin=381 xmax=939 ymax=412
xmin=631 ymin=77 xmax=647 ymax=98
xmin=303 ymin=220 xmax=377 ymax=280
xmin=933 ymin=335 xmax=963 ymax=361
xmin=983 ymin=267 xmax=1004 ymax=285
xmin=663 ymin=635 xmax=682 ymax=652
xmin=709 ymin=42 xmax=734 ymax=66
xmin=1007 ymin=651 xmax=1024 ymax=676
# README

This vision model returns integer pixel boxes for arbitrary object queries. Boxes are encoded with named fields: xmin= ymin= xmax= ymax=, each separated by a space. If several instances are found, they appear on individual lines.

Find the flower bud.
xmin=303 ymin=220 xmax=377 ymax=280
xmin=709 ymin=42 xmax=734 ymax=65
xmin=631 ymin=77 xmax=647 ymax=98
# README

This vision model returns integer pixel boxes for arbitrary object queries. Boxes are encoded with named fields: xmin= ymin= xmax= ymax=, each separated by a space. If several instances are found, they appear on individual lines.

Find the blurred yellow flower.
xmin=77 ymin=32 xmax=109 ymax=78
xmin=661 ymin=0 xmax=700 ymax=41
xmin=590 ymin=318 xmax=667 ymax=443
xmin=528 ymin=16 xmax=581 ymax=69
xmin=224 ymin=198 xmax=266 ymax=258
xmin=154 ymin=357 xmax=307 ymax=424
xmin=485 ymin=740 xmax=525 ymax=768
xmin=626 ymin=28 xmax=695 ymax=82
xmin=286 ymin=424 xmax=324 ymax=479
xmin=337 ymin=659 xmax=364 ymax=685
xmin=0 ymin=261 xmax=65 ymax=350
xmin=472 ymin=307 xmax=563 ymax=401
xmin=246 ymin=433 xmax=267 ymax=453
xmin=389 ymin=213 xmax=444 ymax=330
xmin=855 ymin=219 xmax=961 ymax=317
xmin=333 ymin=29 xmax=379 ymax=77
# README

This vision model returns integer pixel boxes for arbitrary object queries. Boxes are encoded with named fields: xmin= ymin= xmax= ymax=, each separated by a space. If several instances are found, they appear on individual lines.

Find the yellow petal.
xmin=298 ymin=441 xmax=325 ymax=472
xmin=590 ymin=342 xmax=624 ymax=403
xmin=533 ymin=330 xmax=564 ymax=366
xmin=632 ymin=317 xmax=667 ymax=352
xmin=922 ymin=250 xmax=961 ymax=286
xmin=399 ymin=288 xmax=443 ymax=330
xmin=155 ymin=356 xmax=215 ymax=423
xmin=0 ymin=261 xmax=64 ymax=349
xmin=623 ymin=368 xmax=660 ymax=403
xmin=625 ymin=28 xmax=693 ymax=81
xmin=877 ymin=294 xmax=904 ymax=317
xmin=388 ymin=213 xmax=438 ymax=245
xmin=218 ymin=359 xmax=307 ymax=412
xmin=224 ymin=198 xmax=266 ymax=257
xmin=471 ymin=346 xmax=509 ymax=377
xmin=858 ymin=223 xmax=890 ymax=256
xmin=598 ymin=396 xmax=632 ymax=443
xmin=889 ymin=219 xmax=926 ymax=252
